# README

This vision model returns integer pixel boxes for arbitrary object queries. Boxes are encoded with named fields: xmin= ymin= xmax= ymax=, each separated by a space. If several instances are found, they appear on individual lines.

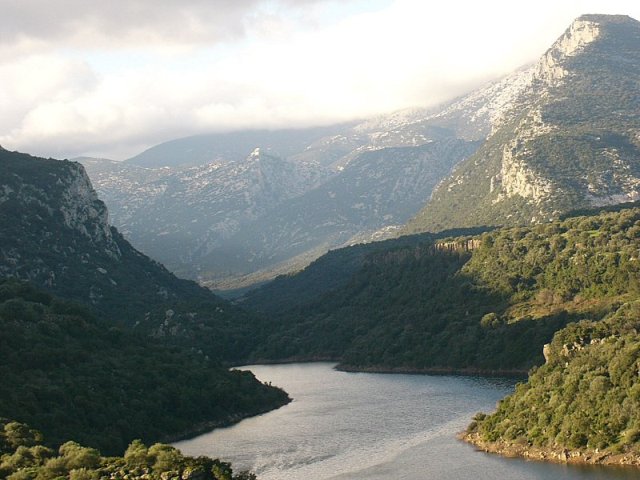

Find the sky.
xmin=1 ymin=0 xmax=639 ymax=160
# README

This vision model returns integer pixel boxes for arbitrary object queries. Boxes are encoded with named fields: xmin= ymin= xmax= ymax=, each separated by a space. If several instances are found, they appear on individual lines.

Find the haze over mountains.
xmin=80 ymin=52 xmax=536 ymax=287
xmin=5 ymin=12 xmax=640 ymax=475
xmin=79 ymin=14 xmax=640 ymax=291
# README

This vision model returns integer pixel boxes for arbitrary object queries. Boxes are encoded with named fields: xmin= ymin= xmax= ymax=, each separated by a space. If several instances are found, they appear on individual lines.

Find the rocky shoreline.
xmin=462 ymin=432 xmax=640 ymax=467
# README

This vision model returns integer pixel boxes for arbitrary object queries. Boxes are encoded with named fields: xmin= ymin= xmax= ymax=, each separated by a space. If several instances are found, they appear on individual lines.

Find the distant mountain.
xmin=83 ymin=149 xmax=329 ymax=280
xmin=200 ymin=139 xmax=479 ymax=286
xmin=406 ymin=14 xmax=640 ymax=233
xmin=80 ymin=41 xmax=546 ymax=287
xmin=125 ymin=125 xmax=351 ymax=168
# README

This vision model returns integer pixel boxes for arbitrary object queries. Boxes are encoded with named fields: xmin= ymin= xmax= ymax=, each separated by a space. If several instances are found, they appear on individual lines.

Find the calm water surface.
xmin=175 ymin=363 xmax=637 ymax=480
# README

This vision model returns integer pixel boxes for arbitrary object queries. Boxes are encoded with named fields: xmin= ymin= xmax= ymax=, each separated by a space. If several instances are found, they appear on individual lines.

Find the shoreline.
xmin=462 ymin=432 xmax=640 ymax=467
xmin=336 ymin=364 xmax=529 ymax=378
xmin=166 ymin=396 xmax=291 ymax=445
xmin=234 ymin=357 xmax=529 ymax=378
xmin=232 ymin=356 xmax=339 ymax=367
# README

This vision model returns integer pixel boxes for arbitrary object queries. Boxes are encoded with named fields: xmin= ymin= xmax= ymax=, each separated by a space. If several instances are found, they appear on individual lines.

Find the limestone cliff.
xmin=405 ymin=14 xmax=640 ymax=233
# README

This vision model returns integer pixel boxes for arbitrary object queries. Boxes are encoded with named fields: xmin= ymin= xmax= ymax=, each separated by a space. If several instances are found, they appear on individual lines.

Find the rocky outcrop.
xmin=434 ymin=238 xmax=481 ymax=253
xmin=1 ymin=156 xmax=120 ymax=258
xmin=58 ymin=163 xmax=121 ymax=256
xmin=534 ymin=18 xmax=601 ymax=83
xmin=463 ymin=432 xmax=640 ymax=467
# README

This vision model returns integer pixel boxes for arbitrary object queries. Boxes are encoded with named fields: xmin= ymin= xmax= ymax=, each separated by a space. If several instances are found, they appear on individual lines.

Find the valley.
xmin=3 ymin=10 xmax=640 ymax=480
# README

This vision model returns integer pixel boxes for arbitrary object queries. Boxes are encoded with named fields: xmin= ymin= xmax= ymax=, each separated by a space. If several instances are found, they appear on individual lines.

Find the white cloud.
xmin=1 ymin=0 xmax=639 ymax=159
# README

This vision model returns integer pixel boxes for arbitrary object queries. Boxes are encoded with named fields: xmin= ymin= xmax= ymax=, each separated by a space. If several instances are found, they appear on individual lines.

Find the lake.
xmin=175 ymin=363 xmax=637 ymax=479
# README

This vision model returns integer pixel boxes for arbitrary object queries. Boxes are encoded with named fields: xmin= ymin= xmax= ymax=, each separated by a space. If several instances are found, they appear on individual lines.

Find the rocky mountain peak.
xmin=405 ymin=13 xmax=640 ymax=234
xmin=577 ymin=13 xmax=638 ymax=24
xmin=534 ymin=14 xmax=640 ymax=84
xmin=556 ymin=17 xmax=602 ymax=56
xmin=534 ymin=17 xmax=600 ymax=83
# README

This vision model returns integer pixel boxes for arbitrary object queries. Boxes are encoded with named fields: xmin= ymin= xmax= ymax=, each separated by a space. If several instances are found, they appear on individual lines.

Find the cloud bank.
xmin=1 ymin=0 xmax=639 ymax=159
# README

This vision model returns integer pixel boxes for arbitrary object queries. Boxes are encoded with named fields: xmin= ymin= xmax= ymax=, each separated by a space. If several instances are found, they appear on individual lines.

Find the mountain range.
xmin=406 ymin=14 xmax=640 ymax=233
xmin=84 ymin=16 xmax=640 ymax=289
xmin=3 ymin=13 xmax=640 ymax=470
xmin=80 ymin=56 xmax=534 ymax=288
xmin=0 ymin=147 xmax=289 ymax=454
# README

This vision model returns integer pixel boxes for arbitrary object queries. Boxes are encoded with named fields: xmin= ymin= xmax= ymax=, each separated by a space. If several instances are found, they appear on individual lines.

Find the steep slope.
xmin=85 ymin=150 xmax=327 ymax=278
xmin=85 ymin=139 xmax=477 ymax=287
xmin=406 ymin=14 xmax=640 ymax=233
xmin=0 ymin=147 xmax=266 ymax=362
xmin=201 ymin=139 xmax=479 ymax=285
xmin=0 ymin=148 xmax=290 ymax=454
xmin=467 ymin=301 xmax=640 ymax=465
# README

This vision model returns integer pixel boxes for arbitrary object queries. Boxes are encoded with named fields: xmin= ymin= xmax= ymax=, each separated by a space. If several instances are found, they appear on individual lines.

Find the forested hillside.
xmin=467 ymin=301 xmax=640 ymax=464
xmin=0 ymin=279 xmax=289 ymax=455
xmin=245 ymin=206 xmax=640 ymax=373
xmin=0 ymin=149 xmax=290 ymax=458
xmin=242 ymin=227 xmax=490 ymax=315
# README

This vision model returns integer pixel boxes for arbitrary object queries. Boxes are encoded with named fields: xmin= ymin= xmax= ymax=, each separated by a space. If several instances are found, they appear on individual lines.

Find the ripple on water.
xmin=174 ymin=363 xmax=638 ymax=480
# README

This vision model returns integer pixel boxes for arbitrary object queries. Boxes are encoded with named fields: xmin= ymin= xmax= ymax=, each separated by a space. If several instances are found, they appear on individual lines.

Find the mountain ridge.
xmin=0 ymin=147 xmax=269 ymax=362
xmin=405 ymin=14 xmax=640 ymax=233
xmin=82 ymin=63 xmax=533 ymax=286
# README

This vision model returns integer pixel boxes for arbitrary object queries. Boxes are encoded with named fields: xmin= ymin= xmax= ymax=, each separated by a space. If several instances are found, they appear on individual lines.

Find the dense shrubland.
xmin=246 ymin=207 xmax=640 ymax=374
xmin=469 ymin=301 xmax=640 ymax=457
xmin=0 ymin=418 xmax=254 ymax=480
xmin=0 ymin=279 xmax=289 ymax=455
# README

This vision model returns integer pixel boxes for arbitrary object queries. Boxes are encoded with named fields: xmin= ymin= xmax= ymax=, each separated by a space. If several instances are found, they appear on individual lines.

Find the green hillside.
xmin=246 ymin=206 xmax=640 ymax=373
xmin=0 ymin=149 xmax=291 ymax=457
xmin=467 ymin=301 xmax=640 ymax=463
xmin=0 ymin=279 xmax=288 ymax=455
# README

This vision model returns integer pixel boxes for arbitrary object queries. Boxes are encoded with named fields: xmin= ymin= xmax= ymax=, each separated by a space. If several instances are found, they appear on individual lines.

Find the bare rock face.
xmin=496 ymin=138 xmax=555 ymax=205
xmin=535 ymin=18 xmax=601 ymax=83
xmin=58 ymin=163 xmax=120 ymax=256
xmin=406 ymin=14 xmax=640 ymax=233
